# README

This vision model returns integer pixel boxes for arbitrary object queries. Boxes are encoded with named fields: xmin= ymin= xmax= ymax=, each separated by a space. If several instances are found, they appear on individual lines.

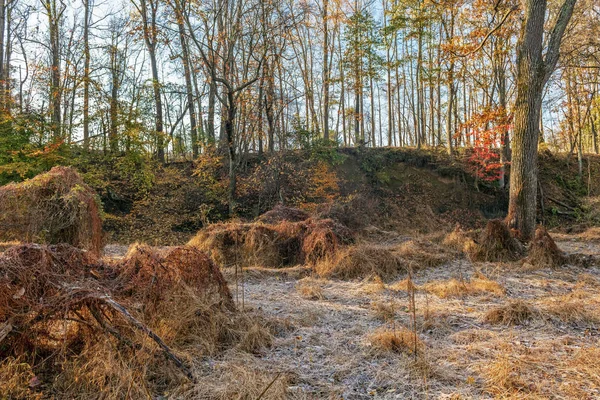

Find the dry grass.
xmin=367 ymin=326 xmax=423 ymax=355
xmin=257 ymin=204 xmax=309 ymax=224
xmin=469 ymin=220 xmax=523 ymax=262
xmin=0 ymin=243 xmax=279 ymax=398
xmin=540 ymin=297 xmax=599 ymax=325
xmin=482 ymin=352 xmax=529 ymax=397
xmin=175 ymin=356 xmax=293 ymax=400
xmin=0 ymin=166 xmax=103 ymax=255
xmin=395 ymin=239 xmax=452 ymax=268
xmin=442 ymin=225 xmax=477 ymax=253
xmin=560 ymin=347 xmax=600 ymax=398
xmin=387 ymin=277 xmax=419 ymax=292
xmin=0 ymin=357 xmax=37 ymax=399
xmin=0 ymin=241 xmax=20 ymax=253
xmin=188 ymin=217 xmax=352 ymax=268
xmin=449 ymin=328 xmax=496 ymax=344
xmin=296 ymin=277 xmax=325 ymax=300
xmin=422 ymin=275 xmax=505 ymax=298
xmin=576 ymin=273 xmax=600 ymax=288
xmin=484 ymin=300 xmax=540 ymax=326
xmin=236 ymin=321 xmax=274 ymax=354
xmin=314 ymin=244 xmax=404 ymax=280
xmin=526 ymin=226 xmax=565 ymax=269
xmin=371 ymin=301 xmax=397 ymax=321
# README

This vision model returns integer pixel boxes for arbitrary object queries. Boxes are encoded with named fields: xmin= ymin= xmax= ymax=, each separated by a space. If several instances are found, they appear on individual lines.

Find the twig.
xmin=547 ymin=197 xmax=576 ymax=211
xmin=255 ymin=371 xmax=282 ymax=400
xmin=101 ymin=296 xmax=195 ymax=382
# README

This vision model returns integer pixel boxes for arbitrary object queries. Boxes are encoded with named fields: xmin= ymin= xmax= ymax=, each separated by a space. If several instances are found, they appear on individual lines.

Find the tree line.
xmin=0 ymin=0 xmax=597 ymax=239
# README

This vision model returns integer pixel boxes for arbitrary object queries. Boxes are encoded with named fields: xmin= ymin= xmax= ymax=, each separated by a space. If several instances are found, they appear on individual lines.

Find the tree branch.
xmin=543 ymin=0 xmax=577 ymax=83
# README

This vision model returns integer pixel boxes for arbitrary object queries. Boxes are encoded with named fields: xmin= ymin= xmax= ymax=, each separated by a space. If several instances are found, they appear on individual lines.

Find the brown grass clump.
xmin=368 ymin=326 xmax=423 ymax=354
xmin=118 ymin=244 xmax=234 ymax=311
xmin=540 ymin=298 xmax=599 ymax=325
xmin=256 ymin=204 xmax=309 ymax=224
xmin=315 ymin=245 xmax=405 ymax=280
xmin=188 ymin=217 xmax=353 ymax=268
xmin=187 ymin=222 xmax=248 ymax=266
xmin=387 ymin=277 xmax=419 ymax=292
xmin=236 ymin=321 xmax=274 ymax=354
xmin=296 ymin=277 xmax=325 ymax=300
xmin=526 ymin=226 xmax=565 ymax=268
xmin=469 ymin=219 xmax=523 ymax=262
xmin=301 ymin=218 xmax=353 ymax=265
xmin=423 ymin=275 xmax=505 ymax=298
xmin=442 ymin=224 xmax=477 ymax=253
xmin=371 ymin=301 xmax=396 ymax=321
xmin=0 ymin=243 xmax=274 ymax=398
xmin=0 ymin=357 xmax=38 ymax=399
xmin=395 ymin=239 xmax=452 ymax=268
xmin=0 ymin=166 xmax=103 ymax=255
xmin=484 ymin=300 xmax=540 ymax=326
xmin=483 ymin=353 xmax=529 ymax=396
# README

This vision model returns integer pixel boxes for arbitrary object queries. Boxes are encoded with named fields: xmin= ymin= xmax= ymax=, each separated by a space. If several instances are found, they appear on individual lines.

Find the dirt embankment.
xmin=80 ymin=148 xmax=600 ymax=244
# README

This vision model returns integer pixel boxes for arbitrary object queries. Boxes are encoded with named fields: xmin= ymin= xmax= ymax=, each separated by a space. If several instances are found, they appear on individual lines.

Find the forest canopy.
xmin=0 ymin=0 xmax=596 ymax=236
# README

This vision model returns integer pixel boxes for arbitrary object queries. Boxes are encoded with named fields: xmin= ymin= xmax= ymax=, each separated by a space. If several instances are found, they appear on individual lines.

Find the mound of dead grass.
xmin=0 ymin=166 xmax=103 ymax=255
xmin=256 ymin=204 xmax=309 ymax=224
xmin=539 ymin=297 xmax=599 ymax=326
xmin=315 ymin=244 xmax=405 ymax=280
xmin=188 ymin=217 xmax=353 ymax=268
xmin=484 ymin=300 xmax=540 ymax=326
xmin=368 ymin=326 xmax=423 ymax=355
xmin=469 ymin=220 xmax=523 ymax=262
xmin=0 ymin=243 xmax=274 ymax=398
xmin=387 ymin=277 xmax=419 ymax=292
xmin=526 ymin=226 xmax=566 ymax=269
xmin=423 ymin=274 xmax=505 ymax=298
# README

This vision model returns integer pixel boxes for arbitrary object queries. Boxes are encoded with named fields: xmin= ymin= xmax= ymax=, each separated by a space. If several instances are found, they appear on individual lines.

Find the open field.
xmin=95 ymin=234 xmax=600 ymax=399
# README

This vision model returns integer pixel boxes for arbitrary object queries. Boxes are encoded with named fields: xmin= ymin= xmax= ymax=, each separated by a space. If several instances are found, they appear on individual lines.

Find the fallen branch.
xmin=547 ymin=197 xmax=577 ymax=211
xmin=101 ymin=296 xmax=195 ymax=382
xmin=255 ymin=371 xmax=283 ymax=400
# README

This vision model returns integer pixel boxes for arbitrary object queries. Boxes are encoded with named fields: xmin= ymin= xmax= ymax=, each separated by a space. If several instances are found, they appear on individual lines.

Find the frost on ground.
xmin=100 ymin=237 xmax=600 ymax=399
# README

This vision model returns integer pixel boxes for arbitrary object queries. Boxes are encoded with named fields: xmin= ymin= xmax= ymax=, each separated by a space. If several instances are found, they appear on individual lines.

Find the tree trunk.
xmin=505 ymin=0 xmax=576 ymax=240
xmin=83 ymin=0 xmax=91 ymax=151
xmin=322 ymin=0 xmax=329 ymax=141
xmin=174 ymin=0 xmax=198 ymax=158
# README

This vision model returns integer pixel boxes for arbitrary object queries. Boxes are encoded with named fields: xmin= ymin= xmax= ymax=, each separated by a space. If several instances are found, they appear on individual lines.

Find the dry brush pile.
xmin=0 ymin=166 xmax=103 ymax=255
xmin=0 ymin=243 xmax=272 ymax=399
xmin=188 ymin=214 xmax=353 ymax=268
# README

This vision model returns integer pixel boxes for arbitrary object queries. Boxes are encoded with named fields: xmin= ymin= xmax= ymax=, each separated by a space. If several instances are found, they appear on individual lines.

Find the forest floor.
xmin=103 ymin=232 xmax=600 ymax=399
